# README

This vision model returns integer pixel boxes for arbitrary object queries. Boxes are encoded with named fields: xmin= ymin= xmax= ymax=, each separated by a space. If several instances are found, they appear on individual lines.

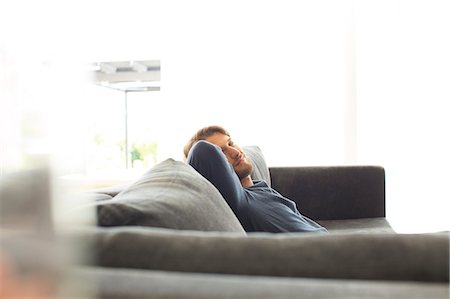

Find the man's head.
xmin=184 ymin=125 xmax=253 ymax=180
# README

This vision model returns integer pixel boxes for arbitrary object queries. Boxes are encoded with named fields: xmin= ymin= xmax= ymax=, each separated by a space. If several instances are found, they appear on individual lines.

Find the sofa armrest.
xmin=269 ymin=166 xmax=385 ymax=220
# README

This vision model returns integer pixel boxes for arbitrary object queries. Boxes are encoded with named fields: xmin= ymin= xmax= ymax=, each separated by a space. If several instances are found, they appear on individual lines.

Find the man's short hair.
xmin=183 ymin=125 xmax=230 ymax=158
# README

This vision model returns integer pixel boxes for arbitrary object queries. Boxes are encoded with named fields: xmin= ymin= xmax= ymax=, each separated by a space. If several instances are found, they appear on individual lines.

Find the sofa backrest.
xmin=270 ymin=166 xmax=386 ymax=220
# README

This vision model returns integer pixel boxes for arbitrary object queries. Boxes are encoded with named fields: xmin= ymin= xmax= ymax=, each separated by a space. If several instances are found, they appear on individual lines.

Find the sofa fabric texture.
xmin=96 ymin=159 xmax=245 ymax=233
xmin=270 ymin=166 xmax=386 ymax=220
xmin=73 ymin=267 xmax=450 ymax=299
xmin=75 ymin=226 xmax=449 ymax=283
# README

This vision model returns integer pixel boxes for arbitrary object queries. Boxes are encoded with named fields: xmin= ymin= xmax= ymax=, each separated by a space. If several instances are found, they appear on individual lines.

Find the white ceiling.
xmin=93 ymin=60 xmax=160 ymax=92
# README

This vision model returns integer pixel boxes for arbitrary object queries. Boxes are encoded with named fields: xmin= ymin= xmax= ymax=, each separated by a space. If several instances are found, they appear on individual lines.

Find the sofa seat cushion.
xmin=95 ymin=159 xmax=245 ymax=233
xmin=318 ymin=218 xmax=394 ymax=234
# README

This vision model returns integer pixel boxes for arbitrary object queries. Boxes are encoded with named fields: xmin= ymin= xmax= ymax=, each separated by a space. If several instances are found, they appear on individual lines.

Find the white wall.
xmin=355 ymin=0 xmax=450 ymax=232
xmin=161 ymin=1 xmax=356 ymax=166
xmin=83 ymin=0 xmax=357 ymax=166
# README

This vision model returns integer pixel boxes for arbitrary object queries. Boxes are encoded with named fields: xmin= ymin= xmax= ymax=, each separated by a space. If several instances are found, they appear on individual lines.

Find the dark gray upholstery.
xmin=74 ymin=226 xmax=449 ymax=282
xmin=72 ymin=267 xmax=450 ymax=299
xmin=270 ymin=166 xmax=385 ymax=220
xmin=95 ymin=159 xmax=245 ymax=233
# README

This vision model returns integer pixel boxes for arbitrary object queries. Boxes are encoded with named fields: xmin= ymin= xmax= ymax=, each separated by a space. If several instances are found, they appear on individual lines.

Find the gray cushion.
xmin=79 ymin=226 xmax=449 ymax=282
xmin=89 ymin=184 xmax=129 ymax=197
xmin=242 ymin=146 xmax=271 ymax=187
xmin=96 ymin=159 xmax=245 ymax=233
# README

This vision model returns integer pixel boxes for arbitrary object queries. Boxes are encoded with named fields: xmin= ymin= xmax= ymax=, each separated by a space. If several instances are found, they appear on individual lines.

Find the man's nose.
xmin=228 ymin=147 xmax=240 ymax=159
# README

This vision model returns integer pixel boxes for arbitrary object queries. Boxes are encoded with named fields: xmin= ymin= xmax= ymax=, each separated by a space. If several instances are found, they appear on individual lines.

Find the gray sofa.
xmin=66 ymin=146 xmax=449 ymax=299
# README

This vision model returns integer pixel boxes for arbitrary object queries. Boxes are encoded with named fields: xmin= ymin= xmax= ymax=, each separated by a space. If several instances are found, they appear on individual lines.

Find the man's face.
xmin=205 ymin=133 xmax=253 ymax=180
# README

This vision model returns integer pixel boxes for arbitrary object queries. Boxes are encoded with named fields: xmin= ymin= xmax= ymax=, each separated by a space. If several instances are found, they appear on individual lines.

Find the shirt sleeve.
xmin=186 ymin=140 xmax=246 ymax=212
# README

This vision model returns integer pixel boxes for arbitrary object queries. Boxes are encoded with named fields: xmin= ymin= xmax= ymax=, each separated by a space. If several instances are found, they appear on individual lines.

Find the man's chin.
xmin=235 ymin=164 xmax=253 ymax=180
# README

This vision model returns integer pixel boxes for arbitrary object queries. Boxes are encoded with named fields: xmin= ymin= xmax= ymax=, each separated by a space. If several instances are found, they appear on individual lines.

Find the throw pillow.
xmin=96 ymin=159 xmax=245 ymax=233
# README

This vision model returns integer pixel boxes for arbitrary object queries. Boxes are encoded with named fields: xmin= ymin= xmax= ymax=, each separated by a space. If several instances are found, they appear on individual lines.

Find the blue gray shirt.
xmin=187 ymin=140 xmax=327 ymax=233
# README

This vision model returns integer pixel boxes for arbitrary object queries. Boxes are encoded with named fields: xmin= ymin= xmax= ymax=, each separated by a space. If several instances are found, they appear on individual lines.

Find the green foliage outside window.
xmin=130 ymin=142 xmax=158 ymax=168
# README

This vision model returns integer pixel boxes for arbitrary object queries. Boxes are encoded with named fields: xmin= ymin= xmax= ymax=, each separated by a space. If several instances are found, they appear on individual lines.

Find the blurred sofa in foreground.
xmin=66 ymin=146 xmax=449 ymax=298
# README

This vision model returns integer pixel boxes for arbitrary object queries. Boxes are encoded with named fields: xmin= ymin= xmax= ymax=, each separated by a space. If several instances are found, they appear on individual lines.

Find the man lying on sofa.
xmin=184 ymin=125 xmax=327 ymax=234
